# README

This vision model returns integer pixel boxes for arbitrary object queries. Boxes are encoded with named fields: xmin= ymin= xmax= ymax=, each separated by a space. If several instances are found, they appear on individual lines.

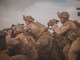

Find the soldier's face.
xmin=60 ymin=17 xmax=65 ymax=24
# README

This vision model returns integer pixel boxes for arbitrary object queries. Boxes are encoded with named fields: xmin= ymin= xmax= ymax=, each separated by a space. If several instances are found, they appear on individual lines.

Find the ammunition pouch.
xmin=66 ymin=32 xmax=77 ymax=42
xmin=65 ymin=27 xmax=80 ymax=42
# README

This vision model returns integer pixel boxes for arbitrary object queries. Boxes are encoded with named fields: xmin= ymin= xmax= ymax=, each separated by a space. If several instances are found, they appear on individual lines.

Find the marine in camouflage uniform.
xmin=67 ymin=22 xmax=80 ymax=60
xmin=48 ymin=19 xmax=67 ymax=49
xmin=48 ymin=19 xmax=66 ymax=60
xmin=6 ymin=24 xmax=38 ymax=60
xmin=23 ymin=15 xmax=54 ymax=60
xmin=50 ymin=12 xmax=80 ymax=60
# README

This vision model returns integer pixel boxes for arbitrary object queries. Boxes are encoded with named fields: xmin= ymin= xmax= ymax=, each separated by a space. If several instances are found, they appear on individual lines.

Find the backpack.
xmin=73 ymin=20 xmax=80 ymax=28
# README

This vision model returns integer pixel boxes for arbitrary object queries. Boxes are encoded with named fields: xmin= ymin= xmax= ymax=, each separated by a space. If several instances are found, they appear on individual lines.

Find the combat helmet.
xmin=48 ymin=19 xmax=59 ymax=26
xmin=23 ymin=15 xmax=34 ymax=22
xmin=58 ymin=12 xmax=70 ymax=18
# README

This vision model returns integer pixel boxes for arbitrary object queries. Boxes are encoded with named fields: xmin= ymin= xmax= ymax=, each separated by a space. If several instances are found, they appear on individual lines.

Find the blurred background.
xmin=0 ymin=0 xmax=80 ymax=29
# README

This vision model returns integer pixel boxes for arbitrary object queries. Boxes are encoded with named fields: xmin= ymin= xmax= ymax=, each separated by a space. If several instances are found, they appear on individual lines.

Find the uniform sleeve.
xmin=52 ymin=23 xmax=71 ymax=34
xmin=6 ymin=35 xmax=19 ymax=46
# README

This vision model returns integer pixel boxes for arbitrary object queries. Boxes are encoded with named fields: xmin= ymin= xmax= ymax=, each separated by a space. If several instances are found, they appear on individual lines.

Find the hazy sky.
xmin=0 ymin=0 xmax=80 ymax=29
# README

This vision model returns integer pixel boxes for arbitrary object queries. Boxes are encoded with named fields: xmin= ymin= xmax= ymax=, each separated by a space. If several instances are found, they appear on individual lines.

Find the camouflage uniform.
xmin=23 ymin=15 xmax=53 ymax=60
xmin=6 ymin=25 xmax=38 ymax=60
xmin=51 ymin=12 xmax=80 ymax=60
xmin=67 ymin=26 xmax=80 ymax=60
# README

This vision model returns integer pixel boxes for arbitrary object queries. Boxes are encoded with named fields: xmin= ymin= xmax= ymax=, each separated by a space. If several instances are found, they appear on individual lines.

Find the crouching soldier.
xmin=48 ymin=19 xmax=67 ymax=49
xmin=6 ymin=24 xmax=38 ymax=60
xmin=50 ymin=11 xmax=80 ymax=60
xmin=23 ymin=15 xmax=53 ymax=60
xmin=48 ymin=19 xmax=66 ymax=60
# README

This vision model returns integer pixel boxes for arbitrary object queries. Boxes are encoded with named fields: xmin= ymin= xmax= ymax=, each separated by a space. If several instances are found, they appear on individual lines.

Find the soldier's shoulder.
xmin=63 ymin=20 xmax=71 ymax=26
xmin=69 ymin=20 xmax=76 ymax=25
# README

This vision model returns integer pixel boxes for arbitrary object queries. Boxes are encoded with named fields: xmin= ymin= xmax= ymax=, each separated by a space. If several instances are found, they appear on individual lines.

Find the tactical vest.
xmin=64 ymin=26 xmax=80 ymax=43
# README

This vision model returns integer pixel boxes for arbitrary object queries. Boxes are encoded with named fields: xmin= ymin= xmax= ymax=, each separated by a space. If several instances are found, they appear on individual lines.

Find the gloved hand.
xmin=48 ymin=19 xmax=59 ymax=26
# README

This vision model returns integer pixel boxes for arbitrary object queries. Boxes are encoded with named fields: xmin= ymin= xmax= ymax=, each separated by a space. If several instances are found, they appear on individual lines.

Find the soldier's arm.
xmin=52 ymin=23 xmax=71 ymax=34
